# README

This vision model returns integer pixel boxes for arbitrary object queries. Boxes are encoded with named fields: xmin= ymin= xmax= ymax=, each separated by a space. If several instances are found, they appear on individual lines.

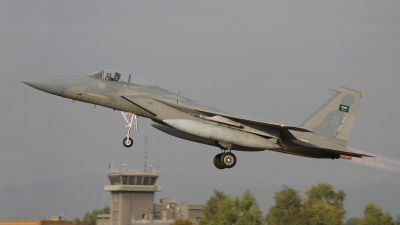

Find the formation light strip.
xmin=89 ymin=93 xmax=106 ymax=98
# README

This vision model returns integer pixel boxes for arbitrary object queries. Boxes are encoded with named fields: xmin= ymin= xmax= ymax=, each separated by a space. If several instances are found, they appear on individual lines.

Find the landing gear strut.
xmin=121 ymin=111 xmax=137 ymax=148
xmin=213 ymin=149 xmax=237 ymax=169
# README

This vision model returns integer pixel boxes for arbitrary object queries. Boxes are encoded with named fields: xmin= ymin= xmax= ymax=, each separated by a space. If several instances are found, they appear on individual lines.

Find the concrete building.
xmin=97 ymin=165 xmax=203 ymax=225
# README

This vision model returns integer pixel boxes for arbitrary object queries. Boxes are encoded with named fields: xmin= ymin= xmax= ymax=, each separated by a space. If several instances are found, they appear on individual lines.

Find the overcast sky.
xmin=1 ymin=0 xmax=400 ymax=220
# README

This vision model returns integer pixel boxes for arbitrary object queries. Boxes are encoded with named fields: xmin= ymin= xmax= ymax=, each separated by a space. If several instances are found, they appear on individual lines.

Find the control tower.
xmin=103 ymin=165 xmax=161 ymax=225
xmin=97 ymin=138 xmax=203 ymax=225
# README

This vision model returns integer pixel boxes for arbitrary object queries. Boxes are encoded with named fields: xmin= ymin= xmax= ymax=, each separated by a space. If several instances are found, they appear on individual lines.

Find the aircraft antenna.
xmin=144 ymin=136 xmax=149 ymax=171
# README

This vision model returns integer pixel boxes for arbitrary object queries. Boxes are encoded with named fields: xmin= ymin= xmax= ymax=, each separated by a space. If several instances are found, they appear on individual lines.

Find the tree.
xmin=306 ymin=183 xmax=346 ymax=209
xmin=304 ymin=183 xmax=346 ymax=225
xmin=170 ymin=219 xmax=193 ymax=225
xmin=265 ymin=184 xmax=347 ymax=225
xmin=199 ymin=189 xmax=263 ymax=225
xmin=233 ymin=190 xmax=263 ymax=225
xmin=303 ymin=201 xmax=345 ymax=225
xmin=344 ymin=218 xmax=359 ymax=225
xmin=357 ymin=203 xmax=393 ymax=225
xmin=395 ymin=215 xmax=400 ymax=225
xmin=265 ymin=185 xmax=305 ymax=225
xmin=212 ymin=194 xmax=237 ymax=225
xmin=199 ymin=190 xmax=230 ymax=225
xmin=83 ymin=206 xmax=110 ymax=225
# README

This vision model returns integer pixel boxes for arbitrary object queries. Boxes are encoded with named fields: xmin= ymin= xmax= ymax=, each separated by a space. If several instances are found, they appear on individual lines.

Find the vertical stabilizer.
xmin=297 ymin=87 xmax=363 ymax=147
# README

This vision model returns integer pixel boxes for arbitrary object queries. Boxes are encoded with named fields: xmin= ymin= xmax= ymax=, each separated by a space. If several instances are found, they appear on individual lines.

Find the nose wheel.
xmin=123 ymin=137 xmax=133 ymax=147
xmin=213 ymin=152 xmax=237 ymax=169
xmin=121 ymin=111 xmax=138 ymax=148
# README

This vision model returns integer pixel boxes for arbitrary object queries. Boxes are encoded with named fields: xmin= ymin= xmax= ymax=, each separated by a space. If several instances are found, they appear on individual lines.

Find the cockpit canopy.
xmin=85 ymin=70 xmax=153 ymax=85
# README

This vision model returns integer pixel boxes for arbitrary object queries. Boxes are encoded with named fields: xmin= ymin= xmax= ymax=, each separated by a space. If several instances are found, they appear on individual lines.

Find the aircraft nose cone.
xmin=22 ymin=77 xmax=65 ymax=96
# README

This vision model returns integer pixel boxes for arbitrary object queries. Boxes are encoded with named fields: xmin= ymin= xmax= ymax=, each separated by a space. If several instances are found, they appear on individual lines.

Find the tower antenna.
xmin=144 ymin=136 xmax=149 ymax=171
xmin=156 ymin=137 xmax=160 ymax=170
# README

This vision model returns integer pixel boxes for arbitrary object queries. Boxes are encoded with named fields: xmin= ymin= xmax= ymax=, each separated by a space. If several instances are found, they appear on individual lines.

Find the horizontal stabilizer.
xmin=321 ymin=148 xmax=374 ymax=158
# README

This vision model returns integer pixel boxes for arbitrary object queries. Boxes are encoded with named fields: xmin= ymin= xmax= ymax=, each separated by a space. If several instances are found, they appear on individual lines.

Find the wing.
xmin=194 ymin=108 xmax=312 ymax=133
xmin=151 ymin=97 xmax=310 ymax=140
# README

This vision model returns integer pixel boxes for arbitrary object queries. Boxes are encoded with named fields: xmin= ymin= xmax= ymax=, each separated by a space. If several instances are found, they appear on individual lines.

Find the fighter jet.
xmin=22 ymin=70 xmax=372 ymax=169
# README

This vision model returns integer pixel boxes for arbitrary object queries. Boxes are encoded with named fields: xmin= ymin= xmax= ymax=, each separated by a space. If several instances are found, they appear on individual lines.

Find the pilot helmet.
xmin=114 ymin=72 xmax=121 ymax=81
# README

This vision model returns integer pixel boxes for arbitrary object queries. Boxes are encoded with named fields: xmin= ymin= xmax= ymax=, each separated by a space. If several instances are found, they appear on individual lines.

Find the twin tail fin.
xmin=297 ymin=87 xmax=363 ymax=147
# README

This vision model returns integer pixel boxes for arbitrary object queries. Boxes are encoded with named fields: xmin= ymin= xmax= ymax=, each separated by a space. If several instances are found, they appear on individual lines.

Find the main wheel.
xmin=123 ymin=137 xmax=133 ymax=148
xmin=213 ymin=153 xmax=225 ymax=169
xmin=221 ymin=152 xmax=236 ymax=168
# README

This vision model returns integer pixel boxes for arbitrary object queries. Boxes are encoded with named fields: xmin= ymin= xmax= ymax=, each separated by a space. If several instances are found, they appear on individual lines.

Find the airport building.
xmin=96 ymin=164 xmax=203 ymax=225
xmin=0 ymin=216 xmax=87 ymax=225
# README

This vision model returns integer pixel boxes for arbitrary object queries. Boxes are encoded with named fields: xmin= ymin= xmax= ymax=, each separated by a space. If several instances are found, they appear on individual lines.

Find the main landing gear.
xmin=213 ymin=152 xmax=237 ymax=169
xmin=121 ymin=111 xmax=137 ymax=148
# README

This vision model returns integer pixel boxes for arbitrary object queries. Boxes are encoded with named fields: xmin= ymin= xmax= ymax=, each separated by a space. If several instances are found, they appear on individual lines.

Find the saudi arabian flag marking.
xmin=339 ymin=104 xmax=350 ymax=112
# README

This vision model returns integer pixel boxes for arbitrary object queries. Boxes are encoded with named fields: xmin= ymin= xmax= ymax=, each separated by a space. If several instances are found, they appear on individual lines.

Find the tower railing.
xmin=108 ymin=169 xmax=159 ymax=175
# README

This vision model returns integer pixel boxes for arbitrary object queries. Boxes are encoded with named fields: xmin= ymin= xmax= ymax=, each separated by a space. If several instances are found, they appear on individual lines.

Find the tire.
xmin=123 ymin=137 xmax=133 ymax=148
xmin=213 ymin=153 xmax=225 ymax=169
xmin=221 ymin=152 xmax=236 ymax=168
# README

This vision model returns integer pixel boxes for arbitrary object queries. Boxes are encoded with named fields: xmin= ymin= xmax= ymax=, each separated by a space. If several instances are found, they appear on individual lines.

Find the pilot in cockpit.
xmin=105 ymin=72 xmax=113 ymax=81
xmin=114 ymin=72 xmax=121 ymax=82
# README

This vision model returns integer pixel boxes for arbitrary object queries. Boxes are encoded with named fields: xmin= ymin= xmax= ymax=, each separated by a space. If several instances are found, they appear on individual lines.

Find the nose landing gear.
xmin=123 ymin=137 xmax=133 ymax=147
xmin=121 ymin=111 xmax=137 ymax=148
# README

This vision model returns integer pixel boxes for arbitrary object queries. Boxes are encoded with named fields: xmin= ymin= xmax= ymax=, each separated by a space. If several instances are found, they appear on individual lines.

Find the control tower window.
xmin=110 ymin=176 xmax=121 ymax=185
xmin=122 ymin=176 xmax=128 ymax=185
xmin=137 ymin=176 xmax=142 ymax=185
xmin=143 ymin=176 xmax=150 ymax=185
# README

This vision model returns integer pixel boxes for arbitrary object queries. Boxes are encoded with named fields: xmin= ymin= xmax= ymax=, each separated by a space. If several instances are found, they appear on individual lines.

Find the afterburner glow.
xmin=349 ymin=148 xmax=400 ymax=173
